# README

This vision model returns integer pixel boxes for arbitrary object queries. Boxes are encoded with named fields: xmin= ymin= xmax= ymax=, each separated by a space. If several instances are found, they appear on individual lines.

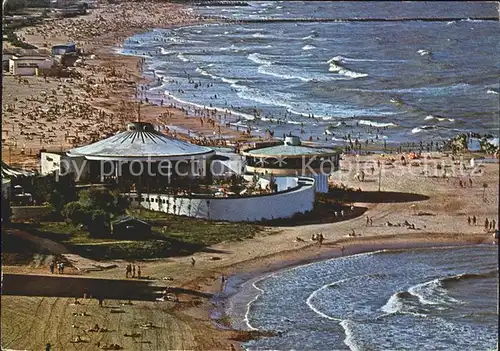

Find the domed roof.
xmin=66 ymin=122 xmax=214 ymax=161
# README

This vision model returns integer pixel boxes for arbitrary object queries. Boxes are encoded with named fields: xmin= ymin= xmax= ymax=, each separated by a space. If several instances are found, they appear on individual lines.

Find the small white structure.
xmin=40 ymin=152 xmax=63 ymax=175
xmin=9 ymin=55 xmax=53 ymax=76
xmin=2 ymin=178 xmax=11 ymax=199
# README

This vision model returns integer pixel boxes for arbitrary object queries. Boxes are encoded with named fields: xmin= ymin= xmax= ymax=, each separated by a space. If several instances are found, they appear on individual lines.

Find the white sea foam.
xmin=358 ymin=120 xmax=397 ymax=128
xmin=163 ymin=90 xmax=255 ymax=121
xmin=247 ymin=52 xmax=273 ymax=65
xmin=330 ymin=55 xmax=405 ymax=63
xmin=257 ymin=65 xmax=311 ymax=82
xmin=408 ymin=278 xmax=462 ymax=306
xmin=302 ymin=35 xmax=315 ymax=40
xmin=177 ymin=53 xmax=189 ymax=62
xmin=306 ymin=279 xmax=348 ymax=321
xmin=159 ymin=47 xmax=172 ymax=55
xmin=417 ymin=49 xmax=431 ymax=56
xmin=487 ymin=89 xmax=499 ymax=95
xmin=412 ymin=125 xmax=438 ymax=134
xmin=302 ymin=44 xmax=316 ymax=51
xmin=327 ymin=60 xmax=368 ymax=78
xmin=424 ymin=115 xmax=455 ymax=122
xmin=252 ymin=32 xmax=271 ymax=38
xmin=340 ymin=320 xmax=364 ymax=351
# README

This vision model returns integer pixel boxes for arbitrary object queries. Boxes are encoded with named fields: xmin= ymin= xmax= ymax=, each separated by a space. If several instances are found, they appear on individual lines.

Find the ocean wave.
xmin=330 ymin=55 xmax=406 ymax=63
xmin=195 ymin=66 xmax=219 ymax=80
xmin=177 ymin=53 xmax=190 ymax=62
xmin=327 ymin=59 xmax=368 ymax=79
xmin=358 ymin=120 xmax=397 ymax=128
xmin=252 ymin=32 xmax=273 ymax=38
xmin=302 ymin=44 xmax=316 ymax=51
xmin=163 ymin=90 xmax=256 ymax=121
xmin=340 ymin=320 xmax=364 ymax=351
xmin=257 ymin=65 xmax=311 ymax=82
xmin=487 ymin=89 xmax=499 ymax=95
xmin=412 ymin=125 xmax=438 ymax=134
xmin=302 ymin=35 xmax=315 ymax=40
xmin=159 ymin=47 xmax=173 ymax=55
xmin=439 ymin=270 xmax=498 ymax=287
xmin=417 ymin=49 xmax=432 ymax=56
xmin=247 ymin=52 xmax=274 ymax=65
xmin=424 ymin=115 xmax=455 ymax=122
xmin=306 ymin=278 xmax=349 ymax=321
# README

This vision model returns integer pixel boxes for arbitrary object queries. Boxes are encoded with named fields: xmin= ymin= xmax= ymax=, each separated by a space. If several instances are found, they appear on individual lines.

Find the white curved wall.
xmin=126 ymin=177 xmax=315 ymax=222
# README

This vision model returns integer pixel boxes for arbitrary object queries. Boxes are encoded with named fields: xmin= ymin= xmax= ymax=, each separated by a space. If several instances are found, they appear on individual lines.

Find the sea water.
xmin=120 ymin=1 xmax=499 ymax=145
xmin=227 ymin=245 xmax=498 ymax=350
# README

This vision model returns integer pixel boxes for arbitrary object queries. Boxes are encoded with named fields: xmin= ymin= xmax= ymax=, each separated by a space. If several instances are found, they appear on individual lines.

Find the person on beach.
xmin=49 ymin=261 xmax=55 ymax=274
xmin=340 ymin=245 xmax=344 ymax=257
xmin=485 ymin=218 xmax=489 ymax=230
xmin=137 ymin=266 xmax=141 ymax=279
xmin=132 ymin=265 xmax=136 ymax=278
xmin=467 ymin=216 xmax=471 ymax=225
xmin=472 ymin=216 xmax=477 ymax=225
xmin=317 ymin=233 xmax=324 ymax=246
xmin=191 ymin=258 xmax=196 ymax=267
xmin=366 ymin=216 xmax=370 ymax=226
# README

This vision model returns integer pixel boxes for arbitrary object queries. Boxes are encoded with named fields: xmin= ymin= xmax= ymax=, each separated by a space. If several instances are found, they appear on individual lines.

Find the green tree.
xmin=88 ymin=210 xmax=110 ymax=237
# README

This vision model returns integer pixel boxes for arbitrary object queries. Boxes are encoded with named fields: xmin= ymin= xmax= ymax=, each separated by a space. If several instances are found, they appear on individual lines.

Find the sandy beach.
xmin=2 ymin=150 xmax=498 ymax=350
xmin=2 ymin=1 xmax=251 ymax=170
xmin=2 ymin=1 xmax=499 ymax=350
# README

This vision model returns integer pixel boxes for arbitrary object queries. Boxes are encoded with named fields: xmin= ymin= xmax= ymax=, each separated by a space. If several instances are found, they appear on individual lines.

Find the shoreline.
xmin=207 ymin=232 xmax=496 ymax=349
xmin=206 ymin=232 xmax=495 ymax=340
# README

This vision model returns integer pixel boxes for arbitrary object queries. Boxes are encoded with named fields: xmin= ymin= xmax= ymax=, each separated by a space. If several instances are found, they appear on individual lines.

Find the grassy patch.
xmin=129 ymin=209 xmax=262 ymax=246
xmin=14 ymin=210 xmax=263 ymax=260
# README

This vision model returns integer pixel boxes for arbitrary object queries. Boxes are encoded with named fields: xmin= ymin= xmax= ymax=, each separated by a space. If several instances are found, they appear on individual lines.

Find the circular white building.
xmin=64 ymin=122 xmax=215 ymax=186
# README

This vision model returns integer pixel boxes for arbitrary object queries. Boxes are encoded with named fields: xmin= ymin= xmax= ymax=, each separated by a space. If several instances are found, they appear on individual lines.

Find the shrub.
xmin=88 ymin=209 xmax=110 ymax=237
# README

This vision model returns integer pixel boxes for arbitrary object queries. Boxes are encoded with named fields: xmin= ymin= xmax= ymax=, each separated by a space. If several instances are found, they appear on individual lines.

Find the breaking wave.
xmin=411 ymin=125 xmax=439 ymax=134
xmin=424 ymin=115 xmax=455 ymax=122
xmin=302 ymin=44 xmax=316 ymax=51
xmin=247 ymin=52 xmax=274 ymax=65
xmin=358 ymin=120 xmax=397 ymax=128
xmin=327 ymin=58 xmax=368 ymax=78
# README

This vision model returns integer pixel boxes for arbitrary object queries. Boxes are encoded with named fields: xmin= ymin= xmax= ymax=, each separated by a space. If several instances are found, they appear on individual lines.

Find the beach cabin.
xmin=51 ymin=43 xmax=77 ymax=56
xmin=9 ymin=55 xmax=53 ymax=76
xmin=112 ymin=216 xmax=151 ymax=238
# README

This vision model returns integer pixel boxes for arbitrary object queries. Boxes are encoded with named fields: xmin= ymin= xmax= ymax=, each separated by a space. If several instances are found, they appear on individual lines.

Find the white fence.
xmin=125 ymin=177 xmax=315 ymax=222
